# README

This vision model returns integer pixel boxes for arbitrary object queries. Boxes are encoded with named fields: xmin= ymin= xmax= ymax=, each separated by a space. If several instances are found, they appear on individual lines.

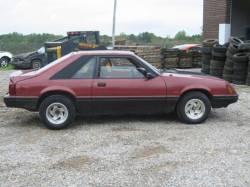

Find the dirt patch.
xmin=51 ymin=155 xmax=93 ymax=170
xmin=132 ymin=145 xmax=171 ymax=159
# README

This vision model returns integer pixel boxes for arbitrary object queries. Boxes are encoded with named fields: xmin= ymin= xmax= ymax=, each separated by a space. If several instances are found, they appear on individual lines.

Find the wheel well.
xmin=31 ymin=58 xmax=42 ymax=63
xmin=180 ymin=89 xmax=212 ymax=100
xmin=1 ymin=56 xmax=11 ymax=61
xmin=37 ymin=91 xmax=76 ymax=109
xmin=176 ymin=89 xmax=213 ymax=108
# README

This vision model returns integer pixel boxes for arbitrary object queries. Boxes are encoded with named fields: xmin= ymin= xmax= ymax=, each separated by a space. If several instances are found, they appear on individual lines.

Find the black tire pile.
xmin=223 ymin=37 xmax=249 ymax=84
xmin=232 ymin=53 xmax=249 ymax=85
xmin=223 ymin=37 xmax=246 ymax=82
xmin=201 ymin=39 xmax=218 ymax=74
xmin=210 ymin=44 xmax=227 ymax=78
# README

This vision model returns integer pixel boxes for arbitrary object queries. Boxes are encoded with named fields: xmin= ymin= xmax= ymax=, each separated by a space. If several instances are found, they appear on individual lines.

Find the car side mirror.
xmin=145 ymin=72 xmax=155 ymax=79
xmin=137 ymin=67 xmax=147 ymax=75
xmin=137 ymin=67 xmax=155 ymax=79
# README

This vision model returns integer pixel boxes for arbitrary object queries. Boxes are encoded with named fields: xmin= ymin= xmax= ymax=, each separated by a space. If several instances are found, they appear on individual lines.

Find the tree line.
xmin=0 ymin=31 xmax=202 ymax=55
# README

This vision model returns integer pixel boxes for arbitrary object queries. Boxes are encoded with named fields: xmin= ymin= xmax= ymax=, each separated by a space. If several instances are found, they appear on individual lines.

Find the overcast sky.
xmin=0 ymin=0 xmax=203 ymax=37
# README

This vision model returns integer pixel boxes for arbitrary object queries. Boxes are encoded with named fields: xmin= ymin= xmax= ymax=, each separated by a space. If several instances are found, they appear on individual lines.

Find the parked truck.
xmin=11 ymin=31 xmax=106 ymax=69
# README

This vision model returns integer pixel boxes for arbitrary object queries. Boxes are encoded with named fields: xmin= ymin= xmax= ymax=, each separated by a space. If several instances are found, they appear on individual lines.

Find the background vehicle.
xmin=172 ymin=44 xmax=202 ymax=52
xmin=0 ymin=51 xmax=12 ymax=68
xmin=4 ymin=51 xmax=238 ymax=129
xmin=11 ymin=47 xmax=46 ymax=69
xmin=11 ymin=31 xmax=106 ymax=69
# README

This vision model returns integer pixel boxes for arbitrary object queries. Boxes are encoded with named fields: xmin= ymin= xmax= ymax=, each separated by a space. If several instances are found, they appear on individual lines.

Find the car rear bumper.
xmin=211 ymin=95 xmax=238 ymax=108
xmin=4 ymin=95 xmax=38 ymax=111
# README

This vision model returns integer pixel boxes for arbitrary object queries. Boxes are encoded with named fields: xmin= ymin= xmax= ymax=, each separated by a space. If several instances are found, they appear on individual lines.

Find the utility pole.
xmin=112 ymin=0 xmax=117 ymax=48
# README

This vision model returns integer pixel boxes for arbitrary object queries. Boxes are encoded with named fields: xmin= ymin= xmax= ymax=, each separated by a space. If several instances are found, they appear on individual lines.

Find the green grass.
xmin=0 ymin=65 xmax=15 ymax=71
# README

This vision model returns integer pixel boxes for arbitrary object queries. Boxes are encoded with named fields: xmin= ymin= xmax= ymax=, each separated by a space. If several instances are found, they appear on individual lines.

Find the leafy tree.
xmin=0 ymin=31 xmax=202 ymax=54
xmin=174 ymin=30 xmax=187 ymax=40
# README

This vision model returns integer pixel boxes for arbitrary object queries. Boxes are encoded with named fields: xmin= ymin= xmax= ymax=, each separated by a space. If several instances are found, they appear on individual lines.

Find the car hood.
xmin=13 ymin=51 xmax=37 ymax=59
xmin=161 ymin=69 xmax=223 ymax=81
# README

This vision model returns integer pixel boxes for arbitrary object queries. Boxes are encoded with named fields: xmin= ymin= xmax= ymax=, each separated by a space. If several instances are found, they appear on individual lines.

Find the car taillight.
xmin=9 ymin=80 xmax=16 ymax=95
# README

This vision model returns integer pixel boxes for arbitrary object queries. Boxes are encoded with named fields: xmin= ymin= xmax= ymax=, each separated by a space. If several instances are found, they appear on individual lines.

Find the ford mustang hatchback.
xmin=4 ymin=51 xmax=238 ymax=129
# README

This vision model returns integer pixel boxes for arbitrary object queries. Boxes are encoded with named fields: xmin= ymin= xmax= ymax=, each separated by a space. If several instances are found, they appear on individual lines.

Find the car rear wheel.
xmin=39 ymin=95 xmax=76 ymax=130
xmin=0 ymin=57 xmax=10 ymax=68
xmin=177 ymin=91 xmax=211 ymax=124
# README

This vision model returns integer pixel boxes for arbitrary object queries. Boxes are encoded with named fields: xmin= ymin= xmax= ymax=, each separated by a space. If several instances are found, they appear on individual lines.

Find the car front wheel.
xmin=177 ymin=91 xmax=211 ymax=124
xmin=32 ymin=60 xmax=42 ymax=69
xmin=39 ymin=95 xmax=76 ymax=130
xmin=0 ymin=57 xmax=10 ymax=68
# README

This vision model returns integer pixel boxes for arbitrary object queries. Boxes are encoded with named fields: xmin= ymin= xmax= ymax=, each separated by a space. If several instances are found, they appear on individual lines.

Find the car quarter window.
xmin=72 ymin=57 xmax=96 ymax=79
xmin=51 ymin=56 xmax=96 ymax=79
xmin=99 ymin=57 xmax=144 ymax=79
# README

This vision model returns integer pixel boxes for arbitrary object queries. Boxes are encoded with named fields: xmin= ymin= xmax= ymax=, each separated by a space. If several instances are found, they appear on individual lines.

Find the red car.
xmin=4 ymin=51 xmax=238 ymax=129
xmin=172 ymin=44 xmax=202 ymax=52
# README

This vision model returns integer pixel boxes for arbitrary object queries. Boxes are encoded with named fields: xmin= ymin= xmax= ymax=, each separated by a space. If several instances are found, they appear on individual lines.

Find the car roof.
xmin=74 ymin=50 xmax=135 ymax=56
xmin=173 ymin=44 xmax=201 ymax=50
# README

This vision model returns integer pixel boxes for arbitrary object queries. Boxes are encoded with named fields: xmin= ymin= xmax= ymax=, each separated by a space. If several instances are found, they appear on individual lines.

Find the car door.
xmin=51 ymin=56 xmax=96 ymax=115
xmin=92 ymin=56 xmax=167 ymax=115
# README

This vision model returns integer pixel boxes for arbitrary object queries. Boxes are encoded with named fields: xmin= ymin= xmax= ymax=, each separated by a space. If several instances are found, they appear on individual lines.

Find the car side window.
xmin=99 ymin=57 xmax=144 ymax=79
xmin=72 ymin=57 xmax=96 ymax=79
xmin=51 ymin=56 xmax=96 ymax=80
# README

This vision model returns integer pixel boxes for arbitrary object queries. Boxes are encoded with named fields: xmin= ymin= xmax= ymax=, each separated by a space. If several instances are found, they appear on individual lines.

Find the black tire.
xmin=234 ymin=64 xmax=248 ymax=72
xmin=210 ymin=60 xmax=225 ymax=68
xmin=232 ymin=53 xmax=249 ymax=63
xmin=212 ymin=52 xmax=226 ymax=61
xmin=39 ymin=95 xmax=76 ymax=130
xmin=201 ymin=64 xmax=210 ymax=74
xmin=32 ymin=60 xmax=42 ymax=69
xmin=226 ymin=51 xmax=234 ymax=59
xmin=203 ymin=39 xmax=218 ymax=47
xmin=202 ymin=47 xmax=212 ymax=54
xmin=213 ymin=44 xmax=227 ymax=53
xmin=230 ymin=37 xmax=244 ymax=46
xmin=228 ymin=44 xmax=240 ymax=54
xmin=225 ymin=59 xmax=234 ymax=66
xmin=176 ymin=91 xmax=211 ymax=124
xmin=0 ymin=57 xmax=10 ymax=68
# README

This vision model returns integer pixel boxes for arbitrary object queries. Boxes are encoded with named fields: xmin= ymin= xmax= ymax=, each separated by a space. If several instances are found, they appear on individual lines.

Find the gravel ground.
xmin=0 ymin=70 xmax=250 ymax=187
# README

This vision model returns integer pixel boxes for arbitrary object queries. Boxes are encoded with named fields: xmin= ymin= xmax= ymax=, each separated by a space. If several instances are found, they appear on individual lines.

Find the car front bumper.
xmin=211 ymin=95 xmax=238 ymax=108
xmin=4 ymin=95 xmax=38 ymax=111
xmin=10 ymin=59 xmax=31 ymax=69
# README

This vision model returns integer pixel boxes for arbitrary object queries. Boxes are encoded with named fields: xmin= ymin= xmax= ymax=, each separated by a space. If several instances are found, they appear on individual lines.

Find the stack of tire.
xmin=201 ymin=39 xmax=218 ymax=74
xmin=232 ymin=53 xmax=249 ymax=85
xmin=210 ymin=44 xmax=227 ymax=78
xmin=223 ymin=37 xmax=246 ymax=82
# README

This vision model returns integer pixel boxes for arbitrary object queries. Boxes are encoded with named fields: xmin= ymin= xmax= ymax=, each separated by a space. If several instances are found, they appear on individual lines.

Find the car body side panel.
xmin=92 ymin=76 xmax=168 ymax=114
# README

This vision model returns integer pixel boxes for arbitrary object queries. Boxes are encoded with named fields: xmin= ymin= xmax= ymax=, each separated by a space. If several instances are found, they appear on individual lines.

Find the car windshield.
xmin=37 ymin=47 xmax=45 ymax=54
xmin=135 ymin=55 xmax=160 ymax=74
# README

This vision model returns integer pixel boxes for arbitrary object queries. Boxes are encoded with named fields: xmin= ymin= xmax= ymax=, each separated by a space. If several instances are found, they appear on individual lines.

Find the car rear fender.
xmin=40 ymin=86 xmax=76 ymax=98
xmin=38 ymin=86 xmax=76 ymax=109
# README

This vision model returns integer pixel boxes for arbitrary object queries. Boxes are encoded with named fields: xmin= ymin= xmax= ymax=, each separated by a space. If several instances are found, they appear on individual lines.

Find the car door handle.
xmin=97 ymin=82 xmax=106 ymax=87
